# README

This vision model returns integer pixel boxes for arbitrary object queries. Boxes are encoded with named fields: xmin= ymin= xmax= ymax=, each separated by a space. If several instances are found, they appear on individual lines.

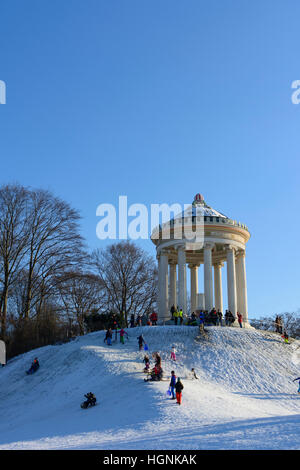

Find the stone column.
xmin=177 ymin=247 xmax=187 ymax=315
xmin=189 ymin=264 xmax=199 ymax=315
xmin=204 ymin=243 xmax=214 ymax=311
xmin=226 ymin=245 xmax=237 ymax=318
xmin=158 ymin=252 xmax=169 ymax=323
xmin=169 ymin=261 xmax=177 ymax=311
xmin=236 ymin=250 xmax=248 ymax=325
xmin=213 ymin=262 xmax=223 ymax=313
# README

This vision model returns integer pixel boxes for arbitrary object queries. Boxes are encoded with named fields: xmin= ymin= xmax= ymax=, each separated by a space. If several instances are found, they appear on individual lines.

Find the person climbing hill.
xmin=175 ymin=377 xmax=184 ymax=405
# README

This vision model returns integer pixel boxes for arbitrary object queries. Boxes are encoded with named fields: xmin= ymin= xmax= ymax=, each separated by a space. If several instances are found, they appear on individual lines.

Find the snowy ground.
xmin=0 ymin=325 xmax=299 ymax=450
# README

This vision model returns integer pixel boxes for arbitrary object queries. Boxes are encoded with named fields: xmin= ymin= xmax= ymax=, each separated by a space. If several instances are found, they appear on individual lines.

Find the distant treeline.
xmin=0 ymin=184 xmax=157 ymax=359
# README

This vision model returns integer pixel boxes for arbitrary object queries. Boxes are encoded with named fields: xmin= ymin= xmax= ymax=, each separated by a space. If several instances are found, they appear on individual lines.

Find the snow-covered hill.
xmin=0 ymin=326 xmax=299 ymax=450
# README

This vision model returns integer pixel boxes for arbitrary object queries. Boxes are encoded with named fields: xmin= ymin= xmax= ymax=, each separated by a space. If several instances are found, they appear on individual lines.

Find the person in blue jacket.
xmin=169 ymin=370 xmax=176 ymax=400
xmin=293 ymin=377 xmax=300 ymax=393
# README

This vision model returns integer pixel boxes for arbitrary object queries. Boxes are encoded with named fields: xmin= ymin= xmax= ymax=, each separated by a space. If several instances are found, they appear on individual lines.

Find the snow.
xmin=0 ymin=326 xmax=299 ymax=450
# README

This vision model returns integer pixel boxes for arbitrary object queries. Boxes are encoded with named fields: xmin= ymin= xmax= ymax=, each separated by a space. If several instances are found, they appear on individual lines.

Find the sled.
xmin=80 ymin=401 xmax=97 ymax=409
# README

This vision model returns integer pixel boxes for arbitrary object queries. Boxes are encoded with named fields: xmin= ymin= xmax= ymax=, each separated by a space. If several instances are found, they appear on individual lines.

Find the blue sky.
xmin=0 ymin=0 xmax=300 ymax=318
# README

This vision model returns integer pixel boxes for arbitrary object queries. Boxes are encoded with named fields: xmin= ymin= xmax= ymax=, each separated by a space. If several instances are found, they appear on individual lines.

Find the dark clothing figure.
xmin=85 ymin=392 xmax=96 ymax=405
xmin=104 ymin=328 xmax=113 ymax=345
xmin=175 ymin=378 xmax=184 ymax=405
xmin=130 ymin=314 xmax=135 ymax=328
xmin=81 ymin=392 xmax=97 ymax=408
xmin=275 ymin=316 xmax=283 ymax=334
xmin=137 ymin=335 xmax=145 ymax=350
xmin=170 ymin=305 xmax=176 ymax=319
xmin=26 ymin=358 xmax=39 ymax=375
xmin=143 ymin=355 xmax=150 ymax=372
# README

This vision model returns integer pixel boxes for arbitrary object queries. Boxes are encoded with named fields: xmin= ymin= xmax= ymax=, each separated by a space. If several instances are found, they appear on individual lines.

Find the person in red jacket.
xmin=150 ymin=311 xmax=158 ymax=326
xmin=237 ymin=312 xmax=243 ymax=328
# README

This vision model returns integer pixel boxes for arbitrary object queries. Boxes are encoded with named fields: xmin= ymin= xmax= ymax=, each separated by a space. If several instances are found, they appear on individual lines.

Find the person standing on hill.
xmin=130 ymin=314 xmax=135 ymax=328
xmin=173 ymin=309 xmax=179 ymax=325
xmin=138 ymin=334 xmax=145 ymax=350
xmin=120 ymin=328 xmax=128 ymax=344
xmin=178 ymin=309 xmax=183 ymax=325
xmin=150 ymin=311 xmax=158 ymax=326
xmin=170 ymin=346 xmax=176 ymax=361
xmin=237 ymin=312 xmax=243 ymax=328
xmin=175 ymin=377 xmax=184 ymax=405
xmin=170 ymin=304 xmax=176 ymax=319
xmin=169 ymin=371 xmax=176 ymax=400
xmin=104 ymin=328 xmax=112 ymax=346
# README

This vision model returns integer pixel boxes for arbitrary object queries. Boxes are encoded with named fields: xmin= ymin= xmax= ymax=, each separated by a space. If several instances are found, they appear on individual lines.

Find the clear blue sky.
xmin=1 ymin=0 xmax=300 ymax=318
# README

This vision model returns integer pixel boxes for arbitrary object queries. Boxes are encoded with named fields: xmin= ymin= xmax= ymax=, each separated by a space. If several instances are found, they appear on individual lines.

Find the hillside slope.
xmin=0 ymin=326 xmax=299 ymax=450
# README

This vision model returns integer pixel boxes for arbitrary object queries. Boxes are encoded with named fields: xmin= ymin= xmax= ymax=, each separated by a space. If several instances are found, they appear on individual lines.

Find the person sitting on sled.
xmin=84 ymin=392 xmax=96 ymax=406
xmin=26 ymin=357 xmax=39 ymax=374
xmin=144 ymin=365 xmax=163 ymax=382
xmin=282 ymin=330 xmax=289 ymax=344
xmin=189 ymin=368 xmax=199 ymax=380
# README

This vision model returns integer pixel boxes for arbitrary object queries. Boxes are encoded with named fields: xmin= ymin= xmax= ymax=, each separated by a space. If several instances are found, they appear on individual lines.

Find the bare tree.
xmin=56 ymin=271 xmax=104 ymax=335
xmin=22 ymin=188 xmax=86 ymax=319
xmin=0 ymin=184 xmax=30 ymax=337
xmin=92 ymin=241 xmax=157 ymax=326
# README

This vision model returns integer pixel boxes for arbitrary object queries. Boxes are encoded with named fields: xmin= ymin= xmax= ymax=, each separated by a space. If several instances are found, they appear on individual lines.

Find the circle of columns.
xmin=152 ymin=195 xmax=251 ymax=327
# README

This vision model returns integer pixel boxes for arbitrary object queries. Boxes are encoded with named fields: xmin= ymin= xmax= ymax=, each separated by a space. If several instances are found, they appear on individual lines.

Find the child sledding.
xmin=26 ymin=358 xmax=39 ymax=375
xmin=81 ymin=392 xmax=97 ymax=409
xmin=144 ymin=364 xmax=163 ymax=382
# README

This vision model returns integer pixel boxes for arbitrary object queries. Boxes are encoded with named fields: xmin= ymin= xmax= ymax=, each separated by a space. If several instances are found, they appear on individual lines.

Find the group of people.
xmin=274 ymin=315 xmax=290 ymax=344
xmin=104 ymin=327 xmax=129 ymax=345
xmin=129 ymin=311 xmax=158 ymax=328
xmin=171 ymin=306 xmax=244 ymax=328
xmin=143 ymin=352 xmax=163 ymax=382
xmin=170 ymin=305 xmax=184 ymax=325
